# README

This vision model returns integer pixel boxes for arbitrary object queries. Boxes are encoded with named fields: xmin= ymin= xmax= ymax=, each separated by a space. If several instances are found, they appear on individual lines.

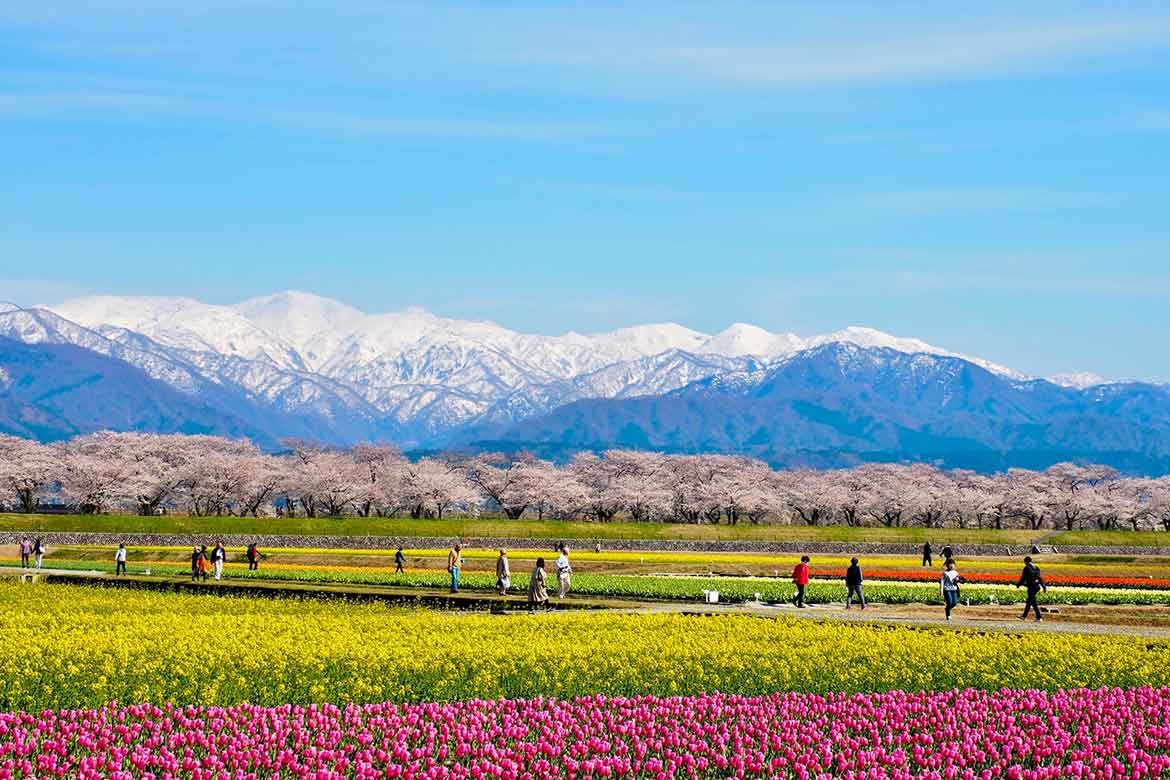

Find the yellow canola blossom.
xmin=0 ymin=581 xmax=1167 ymax=712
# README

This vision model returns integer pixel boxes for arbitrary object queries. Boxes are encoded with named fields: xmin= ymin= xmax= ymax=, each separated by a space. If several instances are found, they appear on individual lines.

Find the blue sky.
xmin=1 ymin=1 xmax=1169 ymax=380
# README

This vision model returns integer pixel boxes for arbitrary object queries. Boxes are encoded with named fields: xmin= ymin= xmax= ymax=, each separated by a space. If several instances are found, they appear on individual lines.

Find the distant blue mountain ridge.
xmin=2 ymin=321 xmax=1168 ymax=474
xmin=462 ymin=343 xmax=1170 ymax=473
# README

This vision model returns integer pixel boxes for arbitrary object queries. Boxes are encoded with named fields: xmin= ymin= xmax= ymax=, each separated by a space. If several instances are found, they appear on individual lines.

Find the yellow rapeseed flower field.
xmin=1 ymin=582 xmax=1167 ymax=711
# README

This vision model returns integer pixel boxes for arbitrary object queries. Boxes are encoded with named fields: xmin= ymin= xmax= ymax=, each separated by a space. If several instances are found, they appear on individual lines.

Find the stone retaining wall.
xmin=1 ymin=530 xmax=1167 ymax=558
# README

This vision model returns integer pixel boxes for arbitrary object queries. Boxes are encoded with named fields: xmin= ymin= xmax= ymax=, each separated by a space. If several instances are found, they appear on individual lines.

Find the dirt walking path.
xmin=635 ymin=599 xmax=1170 ymax=638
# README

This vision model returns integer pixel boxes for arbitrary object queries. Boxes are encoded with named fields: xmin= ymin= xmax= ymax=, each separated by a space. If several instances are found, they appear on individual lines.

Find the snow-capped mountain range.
xmin=0 ymin=290 xmax=1123 ymax=450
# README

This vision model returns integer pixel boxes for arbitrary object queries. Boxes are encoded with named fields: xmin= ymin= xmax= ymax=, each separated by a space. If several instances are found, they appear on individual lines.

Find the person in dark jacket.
xmin=791 ymin=555 xmax=810 ymax=608
xmin=845 ymin=557 xmax=865 ymax=609
xmin=941 ymin=545 xmax=954 ymax=563
xmin=246 ymin=543 xmax=260 ymax=571
xmin=394 ymin=547 xmax=406 ymax=574
xmin=190 ymin=546 xmax=201 ymax=581
xmin=1016 ymin=555 xmax=1048 ymax=621
xmin=921 ymin=541 xmax=933 ymax=567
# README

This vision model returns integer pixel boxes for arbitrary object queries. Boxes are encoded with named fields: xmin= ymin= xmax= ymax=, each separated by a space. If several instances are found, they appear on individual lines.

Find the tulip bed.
xmin=3 ymin=688 xmax=1170 ymax=780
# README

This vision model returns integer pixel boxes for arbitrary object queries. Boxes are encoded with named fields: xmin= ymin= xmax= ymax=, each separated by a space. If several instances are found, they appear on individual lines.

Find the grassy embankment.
xmin=5 ymin=511 xmax=1157 ymax=546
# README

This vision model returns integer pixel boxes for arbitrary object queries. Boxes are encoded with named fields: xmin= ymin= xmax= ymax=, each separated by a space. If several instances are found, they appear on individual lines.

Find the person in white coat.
xmin=114 ymin=544 xmax=127 ymax=576
xmin=555 ymin=545 xmax=572 ymax=598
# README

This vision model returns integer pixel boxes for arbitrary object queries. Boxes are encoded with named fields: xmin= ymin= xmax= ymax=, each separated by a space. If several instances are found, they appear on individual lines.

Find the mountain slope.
xmin=483 ymin=343 xmax=1170 ymax=472
xmin=0 ymin=310 xmax=401 ymax=446
xmin=0 ymin=336 xmax=267 ymax=442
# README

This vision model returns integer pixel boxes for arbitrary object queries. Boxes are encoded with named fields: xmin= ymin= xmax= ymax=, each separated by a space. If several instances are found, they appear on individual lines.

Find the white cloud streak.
xmin=0 ymin=89 xmax=614 ymax=140
xmin=489 ymin=16 xmax=1170 ymax=87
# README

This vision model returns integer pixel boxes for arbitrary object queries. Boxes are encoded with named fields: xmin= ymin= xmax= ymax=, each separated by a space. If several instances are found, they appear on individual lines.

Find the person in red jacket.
xmin=792 ymin=555 xmax=811 ymax=608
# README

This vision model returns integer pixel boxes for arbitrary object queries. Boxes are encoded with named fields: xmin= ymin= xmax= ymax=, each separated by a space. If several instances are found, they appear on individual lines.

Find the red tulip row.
xmin=809 ymin=568 xmax=1170 ymax=590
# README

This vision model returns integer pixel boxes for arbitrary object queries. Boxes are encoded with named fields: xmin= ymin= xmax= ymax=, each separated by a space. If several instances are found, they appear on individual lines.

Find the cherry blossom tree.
xmin=777 ymin=469 xmax=837 ymax=526
xmin=0 ymin=435 xmax=59 ymax=512
xmin=57 ymin=432 xmax=140 ymax=513
xmin=403 ymin=457 xmax=478 ymax=519
xmin=464 ymin=453 xmax=545 ymax=519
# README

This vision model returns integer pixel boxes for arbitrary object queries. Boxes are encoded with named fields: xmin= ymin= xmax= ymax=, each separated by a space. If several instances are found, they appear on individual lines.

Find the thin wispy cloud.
xmin=491 ymin=15 xmax=1170 ymax=87
xmin=841 ymin=188 xmax=1112 ymax=217
xmin=0 ymin=88 xmax=614 ymax=140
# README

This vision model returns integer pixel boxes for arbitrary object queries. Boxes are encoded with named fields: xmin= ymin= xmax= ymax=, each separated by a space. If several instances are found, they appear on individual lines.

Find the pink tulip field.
xmin=2 ymin=687 xmax=1168 ymax=780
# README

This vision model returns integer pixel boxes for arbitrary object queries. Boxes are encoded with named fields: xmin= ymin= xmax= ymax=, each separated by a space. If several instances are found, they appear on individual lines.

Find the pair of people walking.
xmin=18 ymin=537 xmax=44 ymax=569
xmin=18 ymin=538 xmax=44 ymax=569
xmin=189 ymin=543 xmax=225 ymax=581
xmin=922 ymin=542 xmax=955 ymax=567
xmin=793 ymin=555 xmax=865 ymax=609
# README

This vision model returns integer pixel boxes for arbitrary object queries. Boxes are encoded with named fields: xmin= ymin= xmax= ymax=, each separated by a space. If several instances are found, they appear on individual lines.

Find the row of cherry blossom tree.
xmin=0 ymin=432 xmax=1167 ymax=531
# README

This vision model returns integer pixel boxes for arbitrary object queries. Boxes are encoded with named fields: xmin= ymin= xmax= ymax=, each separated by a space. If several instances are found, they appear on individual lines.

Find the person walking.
xmin=394 ymin=547 xmax=406 ymax=574
xmin=196 ymin=546 xmax=210 ymax=582
xmin=940 ymin=560 xmax=964 ymax=622
xmin=496 ymin=548 xmax=511 ymax=595
xmin=922 ymin=541 xmax=933 ymax=567
xmin=114 ymin=543 xmax=127 ymax=576
xmin=33 ymin=538 xmax=44 ymax=570
xmin=845 ymin=557 xmax=865 ymax=609
xmin=555 ymin=545 xmax=572 ymax=598
xmin=447 ymin=543 xmax=463 ymax=593
xmin=190 ymin=546 xmax=201 ymax=581
xmin=528 ymin=557 xmax=549 ymax=610
xmin=1016 ymin=555 xmax=1048 ymax=622
xmin=19 ymin=537 xmax=32 ymax=568
xmin=211 ymin=542 xmax=226 ymax=581
xmin=246 ymin=543 xmax=260 ymax=571
xmin=792 ymin=555 xmax=810 ymax=608
xmin=941 ymin=545 xmax=954 ymax=564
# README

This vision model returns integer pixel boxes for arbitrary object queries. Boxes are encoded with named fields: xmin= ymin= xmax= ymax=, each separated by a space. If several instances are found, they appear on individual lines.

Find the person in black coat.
xmin=394 ymin=547 xmax=406 ymax=574
xmin=845 ymin=557 xmax=866 ymax=609
xmin=1016 ymin=555 xmax=1048 ymax=621
xmin=190 ymin=546 xmax=201 ymax=581
xmin=922 ymin=542 xmax=933 ymax=567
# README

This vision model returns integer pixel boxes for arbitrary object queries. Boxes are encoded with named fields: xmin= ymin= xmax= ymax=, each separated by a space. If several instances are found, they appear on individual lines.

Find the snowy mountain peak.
xmin=1048 ymin=371 xmax=1112 ymax=389
xmin=702 ymin=323 xmax=804 ymax=357
xmin=593 ymin=323 xmax=710 ymax=356
xmin=232 ymin=290 xmax=365 ymax=361
xmin=49 ymin=295 xmax=306 ymax=370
